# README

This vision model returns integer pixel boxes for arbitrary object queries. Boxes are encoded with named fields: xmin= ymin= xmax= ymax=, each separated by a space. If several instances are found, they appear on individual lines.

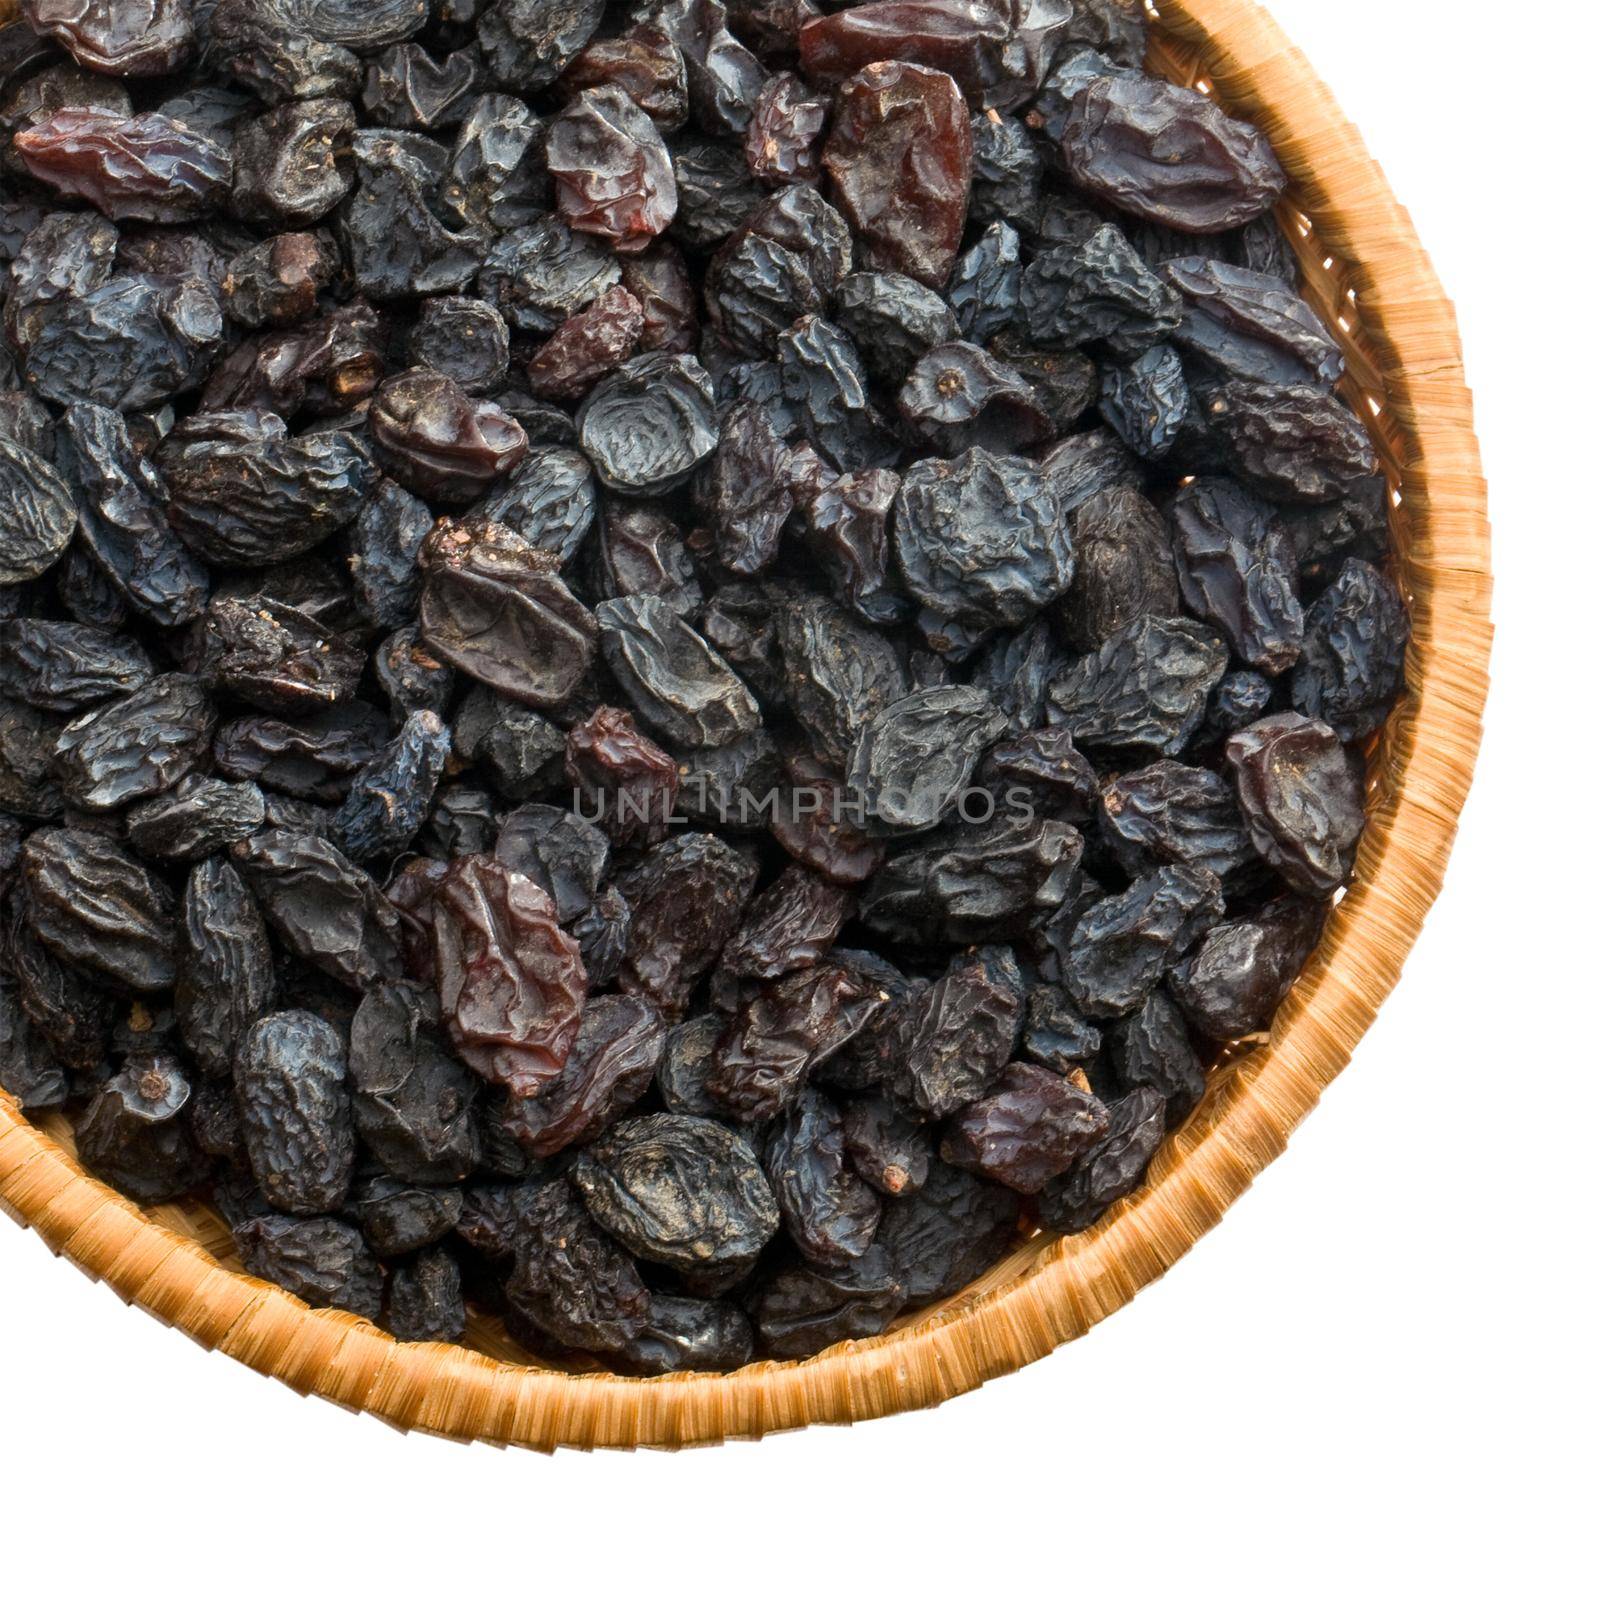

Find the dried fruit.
xmin=0 ymin=0 xmax=1399 ymax=1373
xmin=430 ymin=854 xmax=588 ymax=1097
xmin=943 ymin=1063 xmax=1110 ymax=1193
xmin=1062 ymin=74 xmax=1286 ymax=233
xmin=1225 ymin=713 xmax=1367 ymax=897
xmin=548 ymin=86 xmax=677 ymax=252
xmin=823 ymin=61 xmax=972 ymax=288
xmin=236 ymin=1009 xmax=356 ymax=1216
xmin=572 ymin=1112 xmax=780 ymax=1272
xmin=15 ymin=108 xmax=231 ymax=223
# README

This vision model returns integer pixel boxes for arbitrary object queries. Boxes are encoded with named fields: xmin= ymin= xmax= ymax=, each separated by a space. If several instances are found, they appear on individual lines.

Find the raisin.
xmin=840 ymin=1095 xmax=932 ymax=1197
xmin=893 ymin=447 xmax=1070 ymax=637
xmin=15 ymin=108 xmax=231 ymax=223
xmin=232 ymin=828 xmax=404 ymax=989
xmin=498 ymin=804 xmax=603 ymax=923
xmin=478 ymin=445 xmax=599 ymax=562
xmin=1207 ymin=380 xmax=1378 ymax=505
xmin=76 ymin=1056 xmax=210 ymax=1204
xmin=1060 ymin=485 xmax=1182 ymax=653
xmin=502 ymin=993 xmax=666 ymax=1157
xmin=236 ymin=1009 xmax=356 ymax=1215
xmin=572 ymin=1112 xmax=780 ymax=1272
xmin=0 ymin=436 xmax=77 ymax=585
xmin=777 ymin=591 xmax=909 ymax=770
xmin=1048 ymin=615 xmax=1228 ymax=758
xmin=430 ymin=854 xmax=588 ymax=1096
xmin=501 ymin=1182 xmax=643 ymax=1348
xmin=578 ymin=350 xmax=719 ymax=495
xmin=1170 ymin=476 xmax=1305 ymax=674
xmin=1060 ymin=864 xmax=1224 ymax=1020
xmin=54 ymin=672 xmax=215 ymax=812
xmin=478 ymin=0 xmax=604 ymax=90
xmin=232 ymin=98 xmax=355 ymax=228
xmin=613 ymin=1294 xmax=754 ymax=1374
xmin=349 ymin=980 xmax=480 ymax=1183
xmin=1019 ymin=222 xmax=1181 ymax=356
xmin=561 ymin=25 xmax=689 ymax=132
xmin=385 ymin=1246 xmax=467 ymax=1342
xmin=214 ymin=703 xmax=387 ymax=803
xmin=749 ymin=1244 xmax=906 ymax=1356
xmin=22 ymin=0 xmax=197 ymax=77
xmin=548 ymin=85 xmax=678 ymax=252
xmin=1165 ymin=256 xmax=1343 ymax=387
xmin=1037 ymin=1085 xmax=1165 ymax=1235
xmin=333 ymin=710 xmax=453 ymax=861
xmin=875 ymin=1159 xmax=1018 ymax=1307
xmin=563 ymin=704 xmax=680 ymax=845
xmin=848 ymin=684 xmax=1006 ymax=833
xmin=159 ymin=410 xmax=373 ymax=567
xmin=707 ymin=960 xmax=884 ymax=1120
xmin=695 ymin=398 xmax=795 ymax=575
xmin=719 ymin=864 xmax=855 ymax=982
xmin=652 ymin=0 xmax=766 ymax=138
xmin=744 ymin=69 xmax=828 ymax=183
xmin=0 ymin=621 xmax=151 ymax=715
xmin=1225 ymin=713 xmax=1367 ymax=897
xmin=596 ymin=593 xmax=761 ymax=748
xmin=0 ymin=974 xmax=67 ymax=1111
xmin=1100 ymin=759 xmax=1255 ymax=885
xmin=1063 ymin=74 xmax=1286 ymax=233
xmin=1291 ymin=558 xmax=1410 ymax=739
xmin=823 ymin=60 xmax=972 ymax=288
xmin=898 ymin=340 xmax=1051 ymax=455
xmin=234 ymin=1213 xmax=383 ymax=1319
xmin=175 ymin=857 xmax=277 ymax=1079
xmin=418 ymin=516 xmax=598 ymax=709
xmin=362 ymin=43 xmax=481 ymax=131
xmin=526 ymin=285 xmax=643 ymax=402
xmin=833 ymin=270 xmax=958 ymax=387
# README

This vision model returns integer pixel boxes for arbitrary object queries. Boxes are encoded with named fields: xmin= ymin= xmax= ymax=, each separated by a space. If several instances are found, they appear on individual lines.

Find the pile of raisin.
xmin=0 ymin=0 xmax=1410 ymax=1374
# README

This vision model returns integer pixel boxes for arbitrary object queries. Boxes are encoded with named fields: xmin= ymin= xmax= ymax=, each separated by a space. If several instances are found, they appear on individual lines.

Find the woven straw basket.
xmin=0 ymin=0 xmax=1492 ymax=1450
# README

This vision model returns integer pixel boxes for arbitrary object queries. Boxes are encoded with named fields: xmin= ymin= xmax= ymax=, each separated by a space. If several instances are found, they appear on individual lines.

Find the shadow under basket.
xmin=0 ymin=0 xmax=1493 ymax=1450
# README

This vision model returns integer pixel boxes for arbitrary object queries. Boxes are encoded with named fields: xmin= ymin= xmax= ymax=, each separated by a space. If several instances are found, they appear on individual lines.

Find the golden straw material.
xmin=0 ymin=0 xmax=1492 ymax=1451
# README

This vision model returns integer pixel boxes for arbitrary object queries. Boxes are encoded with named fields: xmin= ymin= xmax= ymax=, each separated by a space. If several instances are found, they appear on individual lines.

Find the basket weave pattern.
xmin=0 ymin=0 xmax=1492 ymax=1449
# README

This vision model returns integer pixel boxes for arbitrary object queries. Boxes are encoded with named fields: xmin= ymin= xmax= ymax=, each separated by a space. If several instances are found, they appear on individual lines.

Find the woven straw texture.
xmin=0 ymin=0 xmax=1492 ymax=1450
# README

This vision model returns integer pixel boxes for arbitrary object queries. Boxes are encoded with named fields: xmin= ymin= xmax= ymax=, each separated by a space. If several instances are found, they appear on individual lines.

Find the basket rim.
xmin=0 ymin=0 xmax=1492 ymax=1452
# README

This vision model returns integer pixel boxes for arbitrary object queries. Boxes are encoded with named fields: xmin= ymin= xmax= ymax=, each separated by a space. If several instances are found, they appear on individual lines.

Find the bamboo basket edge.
xmin=0 ymin=0 xmax=1493 ymax=1451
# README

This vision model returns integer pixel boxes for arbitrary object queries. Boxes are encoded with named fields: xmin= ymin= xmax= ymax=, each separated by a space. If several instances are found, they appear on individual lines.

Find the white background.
xmin=1 ymin=3 xmax=1594 ymax=1595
